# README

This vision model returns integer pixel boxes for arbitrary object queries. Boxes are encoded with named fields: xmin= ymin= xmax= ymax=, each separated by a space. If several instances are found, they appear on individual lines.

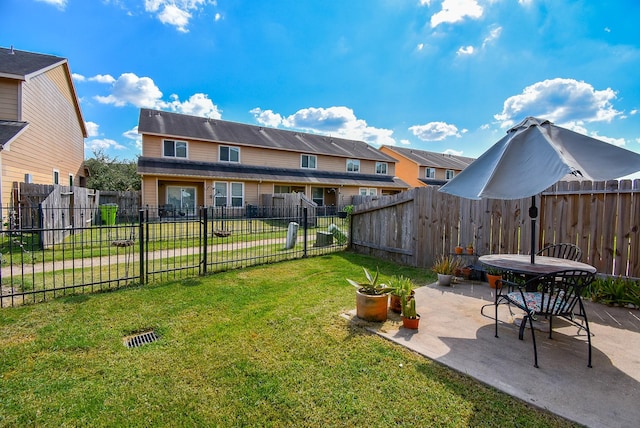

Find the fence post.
xmin=303 ymin=207 xmax=308 ymax=258
xmin=201 ymin=206 xmax=208 ymax=276
xmin=139 ymin=209 xmax=145 ymax=285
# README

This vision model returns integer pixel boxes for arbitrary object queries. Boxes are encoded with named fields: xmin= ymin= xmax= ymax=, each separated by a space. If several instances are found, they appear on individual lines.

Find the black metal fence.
xmin=0 ymin=206 xmax=349 ymax=307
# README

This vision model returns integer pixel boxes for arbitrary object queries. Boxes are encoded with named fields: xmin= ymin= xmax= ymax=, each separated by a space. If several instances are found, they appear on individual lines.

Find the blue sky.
xmin=2 ymin=0 xmax=640 ymax=173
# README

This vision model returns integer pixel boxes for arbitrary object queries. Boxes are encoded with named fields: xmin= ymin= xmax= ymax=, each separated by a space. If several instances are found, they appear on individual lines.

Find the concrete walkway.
xmin=353 ymin=281 xmax=640 ymax=428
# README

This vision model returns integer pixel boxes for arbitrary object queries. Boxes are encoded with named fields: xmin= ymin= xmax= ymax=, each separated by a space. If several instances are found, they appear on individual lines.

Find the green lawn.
xmin=0 ymin=252 xmax=576 ymax=427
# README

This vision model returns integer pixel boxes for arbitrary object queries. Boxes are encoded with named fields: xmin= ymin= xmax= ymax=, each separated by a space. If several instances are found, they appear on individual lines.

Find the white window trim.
xmin=219 ymin=145 xmax=240 ymax=163
xmin=53 ymin=169 xmax=60 ymax=185
xmin=162 ymin=139 xmax=188 ymax=158
xmin=346 ymin=159 xmax=360 ymax=173
xmin=445 ymin=169 xmax=455 ymax=180
xmin=375 ymin=162 xmax=388 ymax=175
xmin=425 ymin=167 xmax=436 ymax=179
xmin=300 ymin=154 xmax=317 ymax=169
xmin=359 ymin=188 xmax=377 ymax=196
xmin=230 ymin=182 xmax=244 ymax=207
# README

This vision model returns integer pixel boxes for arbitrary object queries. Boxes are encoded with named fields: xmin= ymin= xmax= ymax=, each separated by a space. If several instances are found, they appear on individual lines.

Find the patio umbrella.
xmin=439 ymin=116 xmax=640 ymax=263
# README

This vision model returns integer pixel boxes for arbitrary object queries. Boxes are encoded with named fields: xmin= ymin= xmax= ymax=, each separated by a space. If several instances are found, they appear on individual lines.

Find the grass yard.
xmin=0 ymin=252 xmax=576 ymax=427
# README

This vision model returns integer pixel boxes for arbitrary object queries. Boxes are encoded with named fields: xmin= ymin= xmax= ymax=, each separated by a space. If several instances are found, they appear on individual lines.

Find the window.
xmin=53 ymin=169 xmax=60 ymax=185
xmin=163 ymin=140 xmax=187 ymax=158
xmin=231 ymin=182 xmax=244 ymax=207
xmin=359 ymin=188 xmax=377 ymax=196
xmin=375 ymin=162 xmax=388 ymax=175
xmin=167 ymin=186 xmax=196 ymax=211
xmin=346 ymin=159 xmax=360 ymax=173
xmin=214 ymin=182 xmax=244 ymax=207
xmin=312 ymin=187 xmax=324 ymax=206
xmin=219 ymin=146 xmax=240 ymax=163
xmin=274 ymin=185 xmax=292 ymax=193
xmin=425 ymin=167 xmax=436 ymax=179
xmin=445 ymin=169 xmax=455 ymax=180
xmin=69 ymin=174 xmax=74 ymax=187
xmin=214 ymin=182 xmax=227 ymax=206
xmin=301 ymin=154 xmax=317 ymax=169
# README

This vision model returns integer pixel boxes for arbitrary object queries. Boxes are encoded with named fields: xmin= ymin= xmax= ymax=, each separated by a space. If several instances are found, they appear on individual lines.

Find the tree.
xmin=85 ymin=150 xmax=141 ymax=191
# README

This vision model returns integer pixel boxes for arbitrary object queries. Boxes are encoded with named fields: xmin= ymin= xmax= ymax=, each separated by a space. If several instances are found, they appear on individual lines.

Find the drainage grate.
xmin=123 ymin=330 xmax=158 ymax=348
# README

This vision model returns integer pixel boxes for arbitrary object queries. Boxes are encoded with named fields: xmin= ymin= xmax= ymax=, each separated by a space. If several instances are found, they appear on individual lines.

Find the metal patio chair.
xmin=494 ymin=269 xmax=596 ymax=368
xmin=536 ymin=243 xmax=582 ymax=262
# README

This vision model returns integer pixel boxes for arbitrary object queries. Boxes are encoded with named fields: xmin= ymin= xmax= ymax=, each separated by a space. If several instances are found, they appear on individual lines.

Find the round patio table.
xmin=479 ymin=254 xmax=596 ymax=275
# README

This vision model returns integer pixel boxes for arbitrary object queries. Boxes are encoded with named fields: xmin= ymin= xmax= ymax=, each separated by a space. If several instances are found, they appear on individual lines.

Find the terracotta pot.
xmin=437 ymin=273 xmax=453 ymax=286
xmin=466 ymin=247 xmax=474 ymax=255
xmin=356 ymin=289 xmax=389 ymax=322
xmin=486 ymin=274 xmax=502 ymax=289
xmin=461 ymin=267 xmax=472 ymax=279
xmin=390 ymin=290 xmax=414 ymax=314
xmin=454 ymin=246 xmax=463 ymax=255
xmin=402 ymin=315 xmax=420 ymax=329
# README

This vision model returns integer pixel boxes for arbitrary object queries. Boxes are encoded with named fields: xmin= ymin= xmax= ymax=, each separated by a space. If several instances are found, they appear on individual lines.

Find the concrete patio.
xmin=354 ymin=280 xmax=640 ymax=428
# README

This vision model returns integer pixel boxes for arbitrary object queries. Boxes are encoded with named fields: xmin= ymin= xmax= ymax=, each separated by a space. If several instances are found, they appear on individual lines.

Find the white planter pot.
xmin=437 ymin=273 xmax=453 ymax=286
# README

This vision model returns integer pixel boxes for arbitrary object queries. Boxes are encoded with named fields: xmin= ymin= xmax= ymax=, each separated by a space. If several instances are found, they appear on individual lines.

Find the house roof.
xmin=138 ymin=108 xmax=398 ymax=162
xmin=0 ymin=46 xmax=66 ymax=80
xmin=381 ymin=145 xmax=475 ymax=170
xmin=0 ymin=120 xmax=29 ymax=150
xmin=138 ymin=156 xmax=410 ymax=188
xmin=0 ymin=46 xmax=87 ymax=138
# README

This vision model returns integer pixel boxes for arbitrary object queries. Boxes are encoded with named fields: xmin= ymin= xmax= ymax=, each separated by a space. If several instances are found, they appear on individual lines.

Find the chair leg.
xmin=584 ymin=317 xmax=593 ymax=368
xmin=527 ymin=315 xmax=539 ymax=368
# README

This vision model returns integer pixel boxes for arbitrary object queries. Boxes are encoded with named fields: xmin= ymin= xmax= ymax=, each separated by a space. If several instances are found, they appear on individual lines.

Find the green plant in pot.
xmin=485 ymin=266 xmax=503 ymax=289
xmin=398 ymin=277 xmax=420 ymax=329
xmin=432 ymin=255 xmax=461 ymax=286
xmin=347 ymin=267 xmax=393 ymax=322
xmin=388 ymin=275 xmax=415 ymax=314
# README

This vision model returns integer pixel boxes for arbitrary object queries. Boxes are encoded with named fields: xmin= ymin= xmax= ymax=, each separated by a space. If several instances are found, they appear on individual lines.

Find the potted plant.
xmin=466 ymin=243 xmax=474 ymax=255
xmin=347 ymin=267 xmax=393 ymax=322
xmin=454 ymin=245 xmax=464 ymax=255
xmin=388 ymin=275 xmax=415 ymax=314
xmin=401 ymin=292 xmax=420 ymax=329
xmin=432 ymin=255 xmax=462 ymax=286
xmin=485 ymin=266 xmax=503 ymax=289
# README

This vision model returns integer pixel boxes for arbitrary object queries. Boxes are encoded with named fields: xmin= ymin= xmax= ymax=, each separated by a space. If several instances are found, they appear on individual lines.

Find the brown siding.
xmin=0 ymin=78 xmax=19 ymax=121
xmin=1 ymin=66 xmax=85 ymax=206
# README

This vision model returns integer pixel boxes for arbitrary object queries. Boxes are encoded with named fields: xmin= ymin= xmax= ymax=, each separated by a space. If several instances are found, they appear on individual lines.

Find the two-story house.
xmin=0 ymin=46 xmax=87 ymax=209
xmin=137 ymin=108 xmax=409 ymax=212
xmin=379 ymin=145 xmax=475 ymax=188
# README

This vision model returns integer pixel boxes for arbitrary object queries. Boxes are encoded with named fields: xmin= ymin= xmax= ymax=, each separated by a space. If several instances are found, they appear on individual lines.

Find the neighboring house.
xmin=137 ymin=108 xmax=409 ymax=212
xmin=0 ymin=46 xmax=87 ymax=209
xmin=379 ymin=145 xmax=475 ymax=188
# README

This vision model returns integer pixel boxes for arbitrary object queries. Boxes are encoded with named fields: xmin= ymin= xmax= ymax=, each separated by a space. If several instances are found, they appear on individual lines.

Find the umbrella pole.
xmin=529 ymin=195 xmax=538 ymax=264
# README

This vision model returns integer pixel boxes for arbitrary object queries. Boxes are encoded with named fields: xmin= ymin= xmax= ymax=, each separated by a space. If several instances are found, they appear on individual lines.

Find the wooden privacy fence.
xmin=349 ymin=179 xmax=640 ymax=278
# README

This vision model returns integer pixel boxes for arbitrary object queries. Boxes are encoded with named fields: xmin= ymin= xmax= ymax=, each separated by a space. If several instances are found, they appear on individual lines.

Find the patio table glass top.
xmin=479 ymin=254 xmax=596 ymax=276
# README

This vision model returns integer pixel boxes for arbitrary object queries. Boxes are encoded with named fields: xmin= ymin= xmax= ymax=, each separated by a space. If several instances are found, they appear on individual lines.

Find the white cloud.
xmin=494 ymin=78 xmax=621 ymax=127
xmin=250 ymin=108 xmax=284 ymax=128
xmin=123 ymin=126 xmax=143 ymax=151
xmin=72 ymin=73 xmax=85 ymax=82
xmin=91 ymin=72 xmax=221 ymax=120
xmin=409 ymin=121 xmax=461 ymax=141
xmin=457 ymin=46 xmax=474 ymax=55
xmin=85 ymin=138 xmax=126 ymax=152
xmin=144 ymin=0 xmax=212 ymax=33
xmin=430 ymin=0 xmax=483 ymax=28
xmin=444 ymin=148 xmax=464 ymax=156
xmin=251 ymin=106 xmax=396 ymax=146
xmin=482 ymin=25 xmax=502 ymax=47
xmin=165 ymin=93 xmax=222 ymax=118
xmin=420 ymin=0 xmax=431 ymax=6
xmin=35 ymin=0 xmax=66 ymax=9
xmin=89 ymin=74 xmax=116 ymax=84
xmin=214 ymin=13 xmax=222 ymax=21
xmin=85 ymin=121 xmax=100 ymax=137
xmin=94 ymin=73 xmax=163 ymax=108
xmin=400 ymin=139 xmax=411 ymax=145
